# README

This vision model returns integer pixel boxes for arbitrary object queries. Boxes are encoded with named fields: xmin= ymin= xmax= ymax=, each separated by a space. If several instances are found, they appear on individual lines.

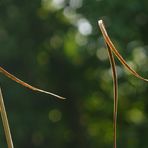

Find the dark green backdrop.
xmin=0 ymin=0 xmax=148 ymax=147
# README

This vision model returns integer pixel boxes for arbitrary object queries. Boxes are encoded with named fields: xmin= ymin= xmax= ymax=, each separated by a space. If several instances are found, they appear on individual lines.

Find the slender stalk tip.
xmin=98 ymin=20 xmax=103 ymax=25
xmin=44 ymin=92 xmax=66 ymax=100
xmin=0 ymin=66 xmax=66 ymax=100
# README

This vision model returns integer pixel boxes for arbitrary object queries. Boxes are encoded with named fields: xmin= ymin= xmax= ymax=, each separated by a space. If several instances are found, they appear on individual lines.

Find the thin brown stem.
xmin=106 ymin=44 xmax=118 ymax=148
xmin=0 ymin=88 xmax=14 ymax=148
xmin=98 ymin=20 xmax=148 ymax=82
xmin=0 ymin=67 xmax=66 ymax=99
xmin=98 ymin=19 xmax=148 ymax=148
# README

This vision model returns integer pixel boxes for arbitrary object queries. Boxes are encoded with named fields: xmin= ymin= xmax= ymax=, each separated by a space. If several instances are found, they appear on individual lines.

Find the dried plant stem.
xmin=0 ymin=67 xmax=65 ymax=99
xmin=98 ymin=19 xmax=148 ymax=148
xmin=0 ymin=88 xmax=14 ymax=148
xmin=98 ymin=20 xmax=148 ymax=82
xmin=98 ymin=20 xmax=119 ymax=147
xmin=106 ymin=44 xmax=118 ymax=148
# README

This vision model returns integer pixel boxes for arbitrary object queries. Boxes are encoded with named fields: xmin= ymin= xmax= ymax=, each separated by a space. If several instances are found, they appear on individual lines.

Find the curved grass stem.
xmin=98 ymin=20 xmax=148 ymax=82
xmin=98 ymin=19 xmax=148 ymax=148
xmin=0 ymin=67 xmax=66 ymax=100
xmin=0 ymin=88 xmax=14 ymax=148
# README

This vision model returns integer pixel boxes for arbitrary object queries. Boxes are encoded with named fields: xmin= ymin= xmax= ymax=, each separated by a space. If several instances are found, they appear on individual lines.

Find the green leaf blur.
xmin=0 ymin=0 xmax=148 ymax=148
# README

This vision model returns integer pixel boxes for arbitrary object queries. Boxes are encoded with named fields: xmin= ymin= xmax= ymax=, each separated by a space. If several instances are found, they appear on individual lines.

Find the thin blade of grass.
xmin=0 ymin=88 xmax=14 ymax=148
xmin=98 ymin=21 xmax=118 ymax=148
xmin=98 ymin=20 xmax=148 ymax=82
xmin=98 ymin=19 xmax=148 ymax=148
xmin=106 ymin=43 xmax=118 ymax=148
xmin=0 ymin=67 xmax=66 ymax=99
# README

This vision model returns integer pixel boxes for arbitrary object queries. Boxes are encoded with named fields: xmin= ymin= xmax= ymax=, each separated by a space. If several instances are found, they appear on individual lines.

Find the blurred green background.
xmin=0 ymin=0 xmax=148 ymax=148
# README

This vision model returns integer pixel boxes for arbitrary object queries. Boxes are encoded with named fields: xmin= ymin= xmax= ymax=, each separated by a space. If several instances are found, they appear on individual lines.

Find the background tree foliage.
xmin=0 ymin=0 xmax=148 ymax=148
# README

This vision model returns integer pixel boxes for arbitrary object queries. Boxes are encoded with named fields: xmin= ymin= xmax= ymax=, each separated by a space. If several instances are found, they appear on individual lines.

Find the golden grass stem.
xmin=98 ymin=20 xmax=119 ymax=148
xmin=106 ymin=44 xmax=118 ymax=148
xmin=0 ymin=88 xmax=14 ymax=148
xmin=98 ymin=19 xmax=148 ymax=148
xmin=0 ymin=67 xmax=66 ymax=99
xmin=98 ymin=20 xmax=148 ymax=82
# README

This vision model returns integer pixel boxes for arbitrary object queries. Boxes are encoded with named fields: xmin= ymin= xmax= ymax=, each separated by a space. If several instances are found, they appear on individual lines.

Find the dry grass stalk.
xmin=98 ymin=19 xmax=148 ymax=148
xmin=0 ymin=88 xmax=14 ymax=148
xmin=0 ymin=67 xmax=65 ymax=99
xmin=0 ymin=63 xmax=66 ymax=148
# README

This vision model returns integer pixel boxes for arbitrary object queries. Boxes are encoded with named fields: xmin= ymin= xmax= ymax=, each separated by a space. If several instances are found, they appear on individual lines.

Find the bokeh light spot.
xmin=77 ymin=18 xmax=92 ymax=36
xmin=48 ymin=109 xmax=62 ymax=122
xmin=32 ymin=131 xmax=44 ymax=146
xmin=126 ymin=108 xmax=145 ymax=124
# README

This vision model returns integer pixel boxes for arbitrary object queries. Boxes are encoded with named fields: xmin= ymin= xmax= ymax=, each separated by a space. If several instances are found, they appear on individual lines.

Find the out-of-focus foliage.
xmin=0 ymin=0 xmax=147 ymax=148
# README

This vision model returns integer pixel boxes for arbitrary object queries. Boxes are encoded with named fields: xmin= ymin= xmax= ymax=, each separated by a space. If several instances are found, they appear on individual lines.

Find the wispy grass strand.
xmin=0 ymin=88 xmax=14 ymax=148
xmin=98 ymin=19 xmax=148 ymax=148
xmin=0 ymin=67 xmax=66 ymax=99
